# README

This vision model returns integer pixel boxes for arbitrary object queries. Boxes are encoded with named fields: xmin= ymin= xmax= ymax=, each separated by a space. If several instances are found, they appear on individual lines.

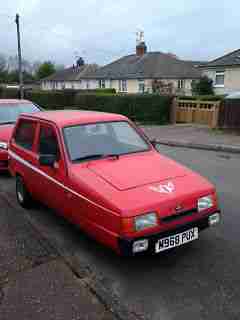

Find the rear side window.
xmin=15 ymin=120 xmax=37 ymax=151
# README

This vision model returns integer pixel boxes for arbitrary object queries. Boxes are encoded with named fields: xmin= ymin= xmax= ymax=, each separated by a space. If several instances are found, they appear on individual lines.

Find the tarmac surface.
xmin=142 ymin=124 xmax=240 ymax=154
xmin=1 ymin=145 xmax=240 ymax=320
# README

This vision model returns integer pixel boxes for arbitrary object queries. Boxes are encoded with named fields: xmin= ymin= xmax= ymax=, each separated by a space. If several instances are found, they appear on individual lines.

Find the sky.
xmin=0 ymin=0 xmax=239 ymax=67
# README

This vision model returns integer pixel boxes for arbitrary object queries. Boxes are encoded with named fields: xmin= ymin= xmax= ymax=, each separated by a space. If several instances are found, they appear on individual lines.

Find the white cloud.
xmin=0 ymin=0 xmax=240 ymax=65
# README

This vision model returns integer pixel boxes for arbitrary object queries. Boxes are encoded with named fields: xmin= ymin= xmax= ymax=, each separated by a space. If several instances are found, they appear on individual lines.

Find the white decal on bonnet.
xmin=149 ymin=182 xmax=175 ymax=194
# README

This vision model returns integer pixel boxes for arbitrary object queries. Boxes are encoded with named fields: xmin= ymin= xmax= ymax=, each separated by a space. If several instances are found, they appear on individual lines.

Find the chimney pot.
xmin=136 ymin=42 xmax=147 ymax=56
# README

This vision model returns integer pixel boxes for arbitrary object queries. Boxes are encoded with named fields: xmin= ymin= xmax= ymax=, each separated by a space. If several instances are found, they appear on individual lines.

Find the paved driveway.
xmin=1 ymin=146 xmax=240 ymax=320
xmin=142 ymin=124 xmax=240 ymax=149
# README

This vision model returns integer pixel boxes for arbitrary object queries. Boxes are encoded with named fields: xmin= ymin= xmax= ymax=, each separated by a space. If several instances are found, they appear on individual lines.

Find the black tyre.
xmin=16 ymin=175 xmax=32 ymax=208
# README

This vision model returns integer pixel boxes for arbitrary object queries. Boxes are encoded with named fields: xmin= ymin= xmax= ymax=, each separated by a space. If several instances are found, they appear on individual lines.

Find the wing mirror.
xmin=39 ymin=154 xmax=56 ymax=167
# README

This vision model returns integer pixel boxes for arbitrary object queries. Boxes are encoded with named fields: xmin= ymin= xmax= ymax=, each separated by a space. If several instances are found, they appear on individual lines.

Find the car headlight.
xmin=198 ymin=195 xmax=213 ymax=212
xmin=0 ymin=142 xmax=8 ymax=150
xmin=135 ymin=213 xmax=158 ymax=231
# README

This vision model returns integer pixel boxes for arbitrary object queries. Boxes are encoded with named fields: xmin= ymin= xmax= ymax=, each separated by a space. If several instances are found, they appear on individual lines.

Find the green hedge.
xmin=0 ymin=88 xmax=172 ymax=124
xmin=0 ymin=87 xmax=116 ymax=99
xmin=0 ymin=87 xmax=19 ymax=99
xmin=25 ymin=91 xmax=172 ymax=124
xmin=52 ymin=88 xmax=116 ymax=95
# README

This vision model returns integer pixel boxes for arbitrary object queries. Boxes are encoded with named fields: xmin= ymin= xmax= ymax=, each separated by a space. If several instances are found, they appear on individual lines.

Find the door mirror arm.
xmin=150 ymin=139 xmax=157 ymax=148
xmin=39 ymin=154 xmax=57 ymax=167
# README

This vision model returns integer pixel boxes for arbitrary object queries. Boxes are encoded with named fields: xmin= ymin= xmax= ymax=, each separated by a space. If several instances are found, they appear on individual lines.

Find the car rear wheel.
xmin=16 ymin=175 xmax=32 ymax=208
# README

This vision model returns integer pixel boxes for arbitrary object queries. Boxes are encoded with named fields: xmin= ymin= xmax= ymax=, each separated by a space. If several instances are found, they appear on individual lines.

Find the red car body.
xmin=9 ymin=111 xmax=221 ymax=255
xmin=0 ymin=99 xmax=40 ymax=171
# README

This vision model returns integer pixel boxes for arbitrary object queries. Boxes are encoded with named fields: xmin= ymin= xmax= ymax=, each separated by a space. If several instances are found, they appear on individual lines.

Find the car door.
xmin=11 ymin=118 xmax=39 ymax=196
xmin=35 ymin=122 xmax=69 ymax=215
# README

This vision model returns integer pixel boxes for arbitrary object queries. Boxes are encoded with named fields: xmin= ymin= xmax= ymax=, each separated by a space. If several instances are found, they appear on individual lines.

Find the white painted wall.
xmin=41 ymin=79 xmax=98 ymax=91
xmin=203 ymin=68 xmax=240 ymax=95
xmin=41 ymin=78 xmax=194 ymax=95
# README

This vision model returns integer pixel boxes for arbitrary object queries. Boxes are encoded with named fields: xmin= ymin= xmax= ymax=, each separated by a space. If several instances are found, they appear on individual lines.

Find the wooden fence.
xmin=218 ymin=99 xmax=240 ymax=129
xmin=176 ymin=100 xmax=221 ymax=128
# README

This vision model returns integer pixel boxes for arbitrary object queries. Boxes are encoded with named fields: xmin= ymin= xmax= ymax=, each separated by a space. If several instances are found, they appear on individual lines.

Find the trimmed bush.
xmin=1 ymin=88 xmax=172 ymax=124
xmin=25 ymin=90 xmax=76 ymax=110
xmin=0 ymin=87 xmax=19 ymax=99
xmin=56 ymin=88 xmax=116 ymax=95
xmin=191 ymin=76 xmax=214 ymax=95
xmin=24 ymin=91 xmax=172 ymax=124
xmin=94 ymin=88 xmax=116 ymax=94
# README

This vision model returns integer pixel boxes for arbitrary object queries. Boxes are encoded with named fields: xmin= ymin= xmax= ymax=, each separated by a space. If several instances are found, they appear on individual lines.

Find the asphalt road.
xmin=1 ymin=146 xmax=240 ymax=320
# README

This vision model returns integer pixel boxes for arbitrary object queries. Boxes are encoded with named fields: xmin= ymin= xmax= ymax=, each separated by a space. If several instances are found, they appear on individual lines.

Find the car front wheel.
xmin=16 ymin=175 xmax=32 ymax=208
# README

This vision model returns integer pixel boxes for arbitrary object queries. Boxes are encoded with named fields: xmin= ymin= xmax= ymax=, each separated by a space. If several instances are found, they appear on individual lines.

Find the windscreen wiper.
xmin=73 ymin=154 xmax=105 ymax=162
xmin=73 ymin=153 xmax=120 ymax=162
xmin=103 ymin=154 xmax=120 ymax=160
xmin=0 ymin=121 xmax=15 ymax=125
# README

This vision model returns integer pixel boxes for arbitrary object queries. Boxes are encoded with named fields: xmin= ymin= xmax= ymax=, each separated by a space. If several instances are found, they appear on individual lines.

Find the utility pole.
xmin=15 ymin=13 xmax=24 ymax=99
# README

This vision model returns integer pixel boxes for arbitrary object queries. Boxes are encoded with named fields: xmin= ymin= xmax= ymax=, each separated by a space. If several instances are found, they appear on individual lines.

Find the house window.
xmin=109 ymin=79 xmax=112 ymax=88
xmin=99 ymin=80 xmax=105 ymax=89
xmin=138 ymin=80 xmax=145 ymax=93
xmin=178 ymin=79 xmax=185 ymax=89
xmin=215 ymin=71 xmax=225 ymax=87
xmin=86 ymin=80 xmax=90 ymax=89
xmin=118 ymin=80 xmax=127 ymax=92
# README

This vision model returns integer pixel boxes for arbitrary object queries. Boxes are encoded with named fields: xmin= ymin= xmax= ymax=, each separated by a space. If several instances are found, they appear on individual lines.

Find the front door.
xmin=35 ymin=122 xmax=69 ymax=216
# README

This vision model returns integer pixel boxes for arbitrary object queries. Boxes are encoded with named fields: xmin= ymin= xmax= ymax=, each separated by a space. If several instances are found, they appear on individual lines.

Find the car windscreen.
xmin=0 ymin=103 xmax=40 ymax=125
xmin=63 ymin=121 xmax=150 ymax=162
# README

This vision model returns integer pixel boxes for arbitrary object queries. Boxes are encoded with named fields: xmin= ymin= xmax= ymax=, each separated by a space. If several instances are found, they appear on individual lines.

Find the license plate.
xmin=155 ymin=227 xmax=199 ymax=253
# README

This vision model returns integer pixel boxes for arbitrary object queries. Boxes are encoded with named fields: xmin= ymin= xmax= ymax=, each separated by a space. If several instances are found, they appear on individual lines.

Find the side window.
xmin=38 ymin=125 xmax=60 ymax=159
xmin=15 ymin=120 xmax=37 ymax=151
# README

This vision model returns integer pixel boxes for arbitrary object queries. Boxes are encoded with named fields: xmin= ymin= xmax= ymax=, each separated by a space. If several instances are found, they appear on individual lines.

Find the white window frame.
xmin=99 ymin=79 xmax=106 ymax=89
xmin=178 ymin=79 xmax=185 ymax=89
xmin=61 ymin=81 xmax=65 ymax=90
xmin=214 ymin=71 xmax=225 ymax=88
xmin=118 ymin=80 xmax=127 ymax=92
xmin=138 ymin=79 xmax=145 ymax=93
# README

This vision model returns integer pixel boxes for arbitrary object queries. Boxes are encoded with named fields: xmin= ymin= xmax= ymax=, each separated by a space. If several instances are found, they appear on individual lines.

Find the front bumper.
xmin=119 ymin=211 xmax=221 ymax=256
xmin=0 ymin=150 xmax=9 ymax=171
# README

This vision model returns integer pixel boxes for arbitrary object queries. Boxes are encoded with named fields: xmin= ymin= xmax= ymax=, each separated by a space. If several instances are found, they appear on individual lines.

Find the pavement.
xmin=142 ymin=124 xmax=240 ymax=153
xmin=0 ymin=181 xmax=140 ymax=320
xmin=1 ymin=146 xmax=240 ymax=320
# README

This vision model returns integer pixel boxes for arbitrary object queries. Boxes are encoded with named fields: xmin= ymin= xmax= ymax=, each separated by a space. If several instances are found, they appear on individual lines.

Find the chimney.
xmin=136 ymin=30 xmax=147 ymax=56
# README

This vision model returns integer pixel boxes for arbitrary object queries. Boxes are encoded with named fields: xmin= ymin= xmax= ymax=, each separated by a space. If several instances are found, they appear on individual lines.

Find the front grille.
xmin=161 ymin=208 xmax=198 ymax=223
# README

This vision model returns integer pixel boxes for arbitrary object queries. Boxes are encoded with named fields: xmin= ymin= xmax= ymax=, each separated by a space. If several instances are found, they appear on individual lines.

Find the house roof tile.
xmin=42 ymin=64 xmax=98 ymax=82
xmin=203 ymin=49 xmax=240 ymax=68
xmin=85 ymin=52 xmax=202 ymax=80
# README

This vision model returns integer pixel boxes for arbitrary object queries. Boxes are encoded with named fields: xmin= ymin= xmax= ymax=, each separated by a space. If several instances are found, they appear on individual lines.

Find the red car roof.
xmin=21 ymin=110 xmax=128 ymax=127
xmin=0 ymin=99 xmax=32 ymax=104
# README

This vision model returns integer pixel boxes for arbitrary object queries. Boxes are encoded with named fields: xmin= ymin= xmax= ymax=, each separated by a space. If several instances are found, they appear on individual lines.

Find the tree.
xmin=7 ymin=70 xmax=19 ymax=83
xmin=0 ymin=54 xmax=6 ymax=73
xmin=55 ymin=64 xmax=65 ymax=71
xmin=191 ymin=76 xmax=214 ymax=95
xmin=36 ymin=61 xmax=56 ymax=79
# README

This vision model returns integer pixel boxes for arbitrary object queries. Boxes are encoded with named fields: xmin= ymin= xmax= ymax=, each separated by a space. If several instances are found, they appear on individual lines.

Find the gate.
xmin=176 ymin=100 xmax=221 ymax=128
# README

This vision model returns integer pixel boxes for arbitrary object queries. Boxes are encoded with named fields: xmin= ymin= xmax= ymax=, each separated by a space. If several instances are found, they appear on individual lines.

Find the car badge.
xmin=149 ymin=182 xmax=175 ymax=194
